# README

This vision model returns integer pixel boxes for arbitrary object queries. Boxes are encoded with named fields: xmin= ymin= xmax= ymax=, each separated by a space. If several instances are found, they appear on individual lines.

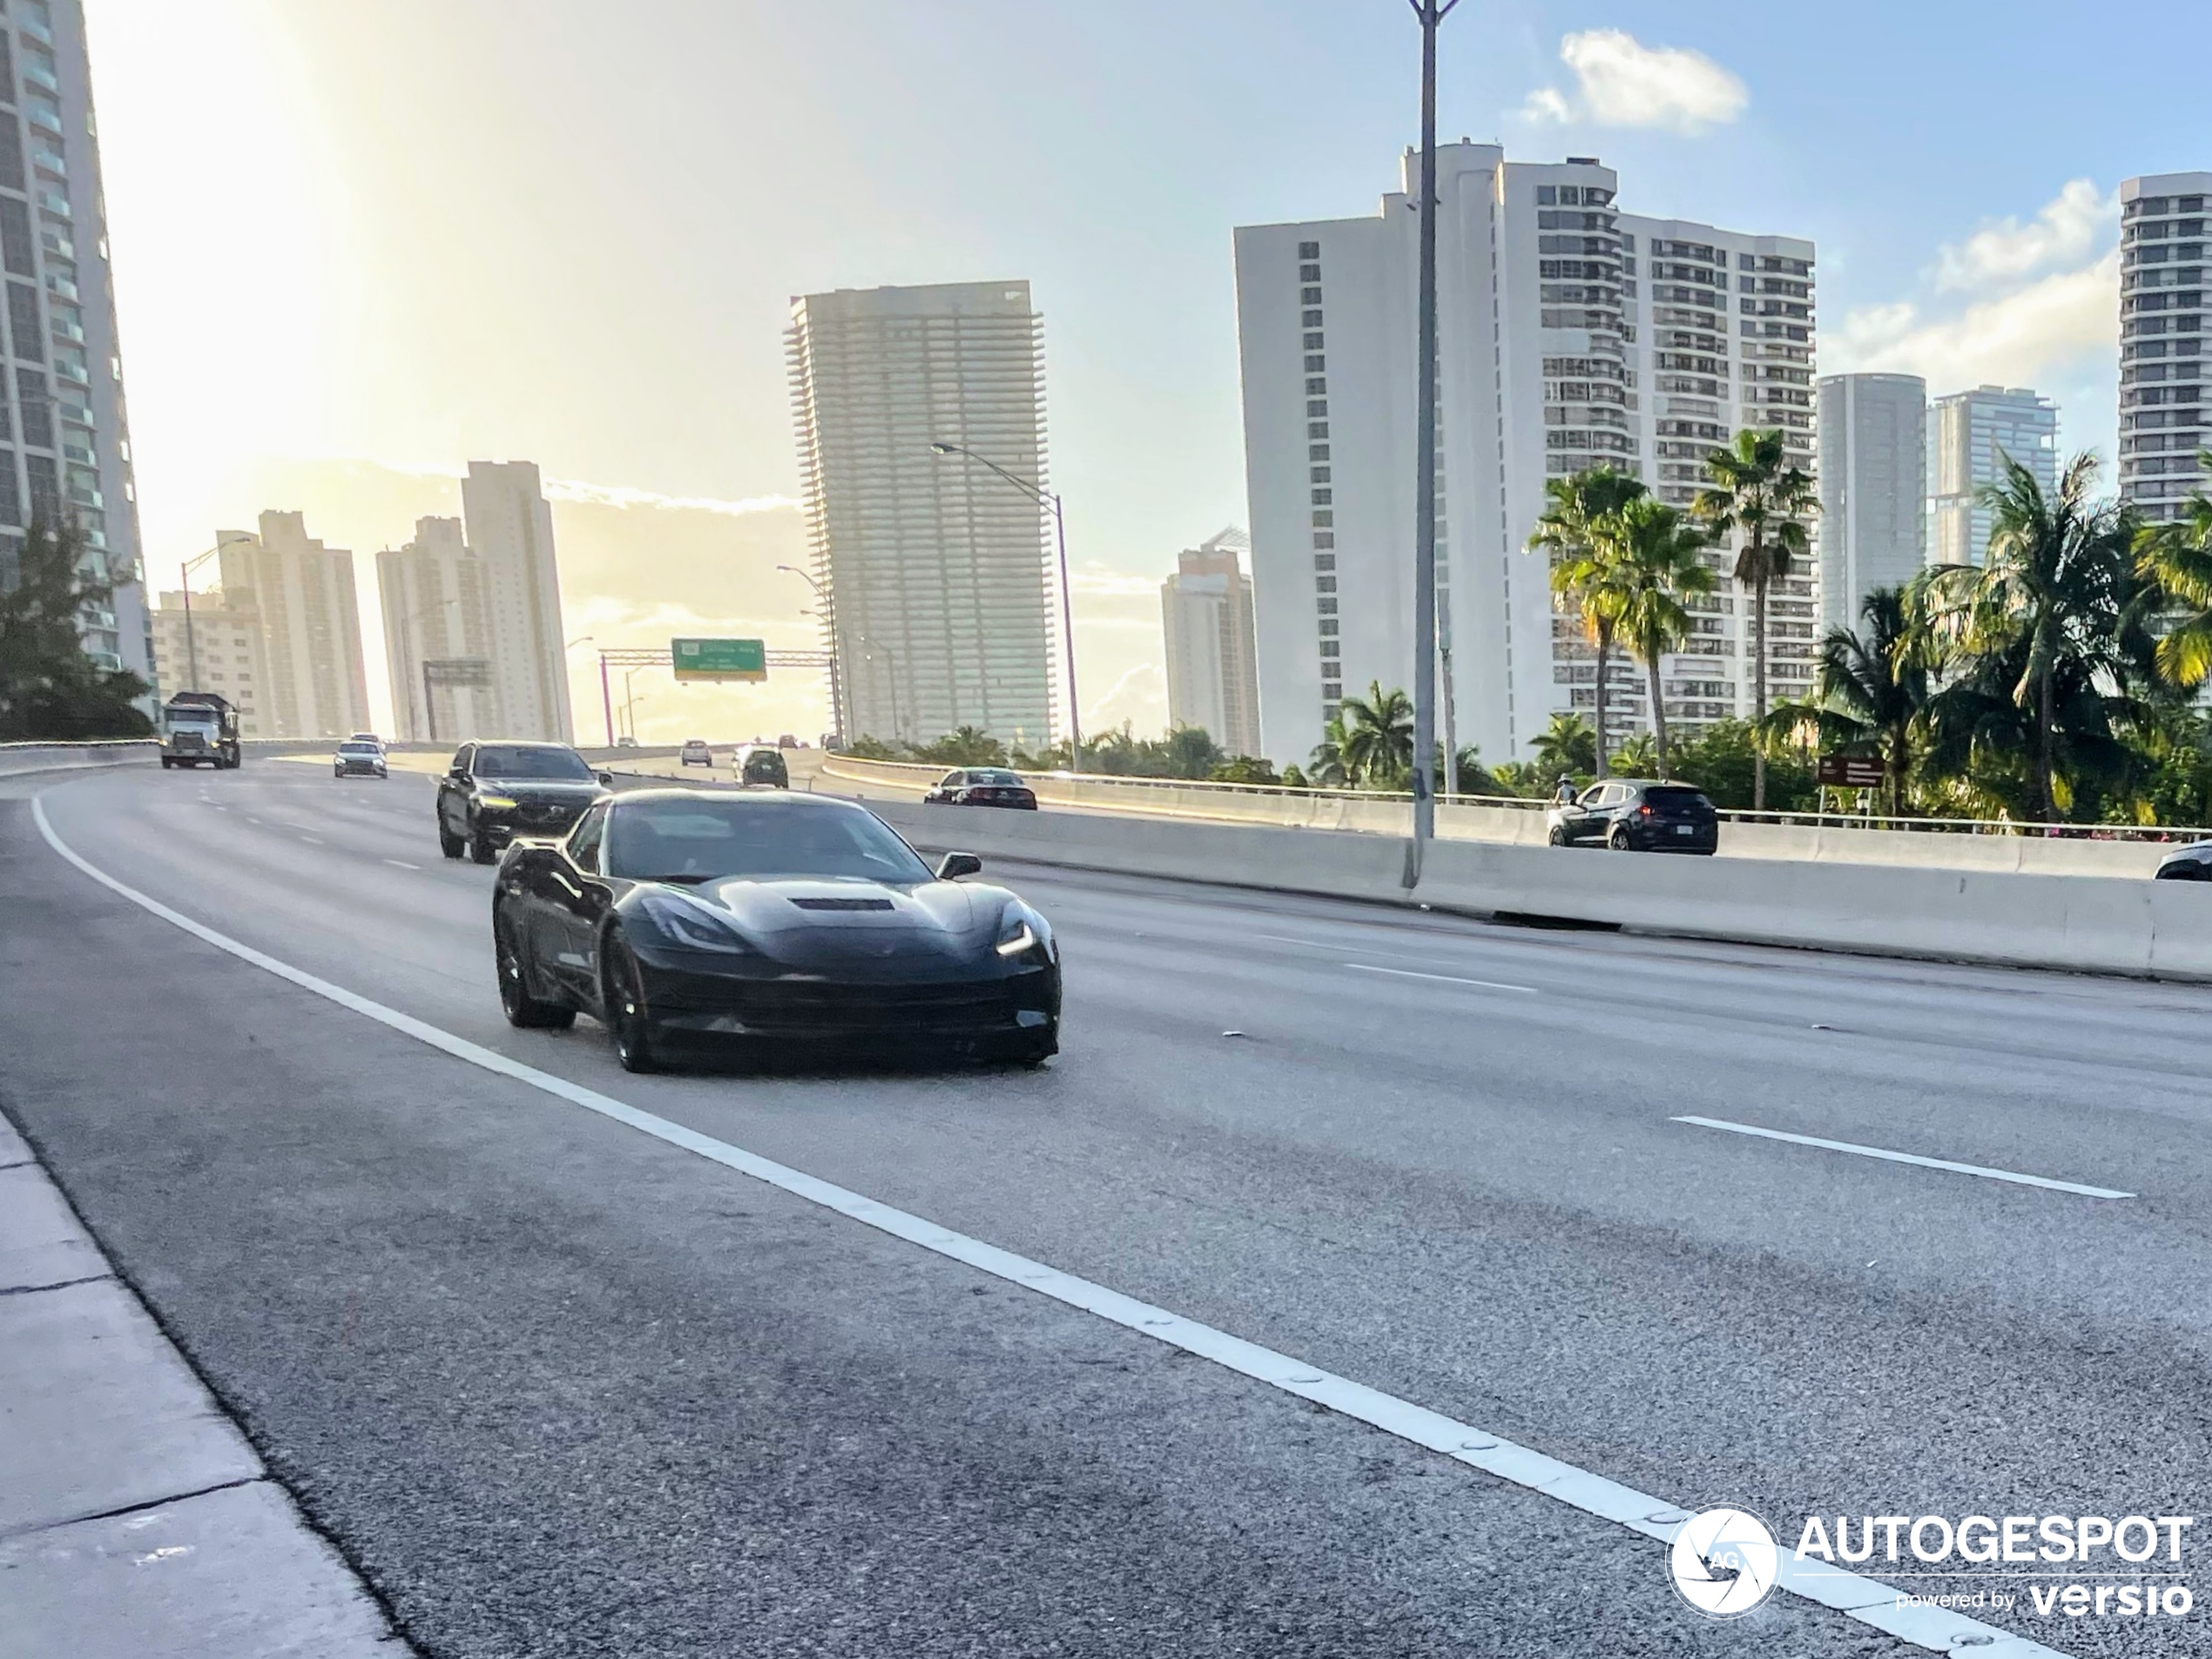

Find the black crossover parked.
xmin=491 ymin=789 xmax=1060 ymax=1071
xmin=1545 ymin=779 xmax=1720 ymax=854
xmin=436 ymin=741 xmax=610 ymax=864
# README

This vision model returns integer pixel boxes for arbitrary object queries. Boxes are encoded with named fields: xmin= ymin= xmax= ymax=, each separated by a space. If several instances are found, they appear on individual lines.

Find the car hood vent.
xmin=788 ymin=897 xmax=895 ymax=912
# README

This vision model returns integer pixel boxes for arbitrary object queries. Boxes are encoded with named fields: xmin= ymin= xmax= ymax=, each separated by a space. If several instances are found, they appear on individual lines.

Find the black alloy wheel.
xmin=438 ymin=818 xmax=465 ymax=860
xmin=496 ymin=909 xmax=576 ymax=1030
xmin=469 ymin=816 xmax=499 ymax=864
xmin=604 ymin=937 xmax=663 ymax=1074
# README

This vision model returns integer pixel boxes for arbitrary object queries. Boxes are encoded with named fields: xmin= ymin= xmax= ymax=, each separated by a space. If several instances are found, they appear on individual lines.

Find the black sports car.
xmin=437 ymin=740 xmax=611 ymax=864
xmin=491 ymin=789 xmax=1060 ymax=1071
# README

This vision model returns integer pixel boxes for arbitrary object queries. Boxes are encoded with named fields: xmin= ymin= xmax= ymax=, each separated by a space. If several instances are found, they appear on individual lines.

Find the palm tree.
xmin=2135 ymin=454 xmax=2212 ymax=690
xmin=1764 ymin=585 xmax=1928 ymax=819
xmin=1919 ymin=453 xmax=2146 ymax=822
xmin=1308 ymin=716 xmax=1352 ymax=787
xmin=1608 ymin=732 xmax=1659 ymax=776
xmin=1602 ymin=496 xmax=1714 ymax=776
xmin=1528 ymin=710 xmax=1597 ymax=779
xmin=1528 ymin=466 xmax=1648 ymax=778
xmin=1694 ymin=429 xmax=1817 ymax=808
xmin=1338 ymin=681 xmax=1414 ymax=786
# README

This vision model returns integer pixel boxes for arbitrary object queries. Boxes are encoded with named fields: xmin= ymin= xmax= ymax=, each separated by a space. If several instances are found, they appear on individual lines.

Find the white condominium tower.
xmin=215 ymin=511 xmax=371 ymax=739
xmin=0 ymin=3 xmax=147 ymax=683
xmin=1929 ymin=386 xmax=2057 ymax=565
xmin=1161 ymin=529 xmax=1262 ymax=759
xmin=376 ymin=516 xmax=501 ymax=744
xmin=460 ymin=461 xmax=573 ymax=743
xmin=1817 ymin=374 xmax=1926 ymax=632
xmin=1234 ymin=145 xmax=1817 ymax=767
xmin=2118 ymin=173 xmax=2211 ymax=523
xmin=787 ymin=281 xmax=1055 ymax=749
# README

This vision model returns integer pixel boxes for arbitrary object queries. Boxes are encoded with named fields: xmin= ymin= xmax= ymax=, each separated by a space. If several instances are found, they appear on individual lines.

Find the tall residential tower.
xmin=1929 ymin=386 xmax=2057 ymax=565
xmin=1 ymin=2 xmax=147 ymax=683
xmin=1162 ymin=529 xmax=1261 ymax=759
xmin=459 ymin=461 xmax=573 ymax=743
xmin=2118 ymin=173 xmax=2211 ymax=522
xmin=1234 ymin=145 xmax=1817 ymax=766
xmin=215 ymin=511 xmax=371 ymax=740
xmin=377 ymin=516 xmax=500 ymax=744
xmin=1817 ymin=374 xmax=1926 ymax=632
xmin=787 ymin=281 xmax=1055 ymax=749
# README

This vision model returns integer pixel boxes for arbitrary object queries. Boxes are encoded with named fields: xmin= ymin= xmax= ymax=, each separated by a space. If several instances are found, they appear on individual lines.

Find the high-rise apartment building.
xmin=215 ymin=511 xmax=371 ymax=740
xmin=377 ymin=516 xmax=501 ymax=743
xmin=0 ymin=3 xmax=147 ymax=684
xmin=788 ymin=281 xmax=1055 ymax=749
xmin=1234 ymin=145 xmax=1817 ymax=765
xmin=1161 ymin=529 xmax=1261 ymax=759
xmin=2118 ymin=173 xmax=2211 ymax=523
xmin=149 ymin=589 xmax=267 ymax=736
xmin=1929 ymin=386 xmax=2058 ymax=565
xmin=460 ymin=461 xmax=573 ymax=743
xmin=1817 ymin=374 xmax=1926 ymax=633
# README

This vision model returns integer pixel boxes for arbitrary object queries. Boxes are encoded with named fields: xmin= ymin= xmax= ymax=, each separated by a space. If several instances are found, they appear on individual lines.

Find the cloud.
xmin=1521 ymin=30 xmax=1748 ymax=136
xmin=1084 ymin=662 xmax=1167 ymax=738
xmin=1071 ymin=565 xmax=1161 ymax=598
xmin=543 ymin=479 xmax=801 ymax=516
xmin=1828 ymin=249 xmax=2121 ymax=391
xmin=1933 ymin=179 xmax=2116 ymax=293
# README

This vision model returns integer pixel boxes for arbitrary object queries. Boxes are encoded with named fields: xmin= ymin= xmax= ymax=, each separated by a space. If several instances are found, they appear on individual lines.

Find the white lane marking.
xmin=1344 ymin=961 xmax=1538 ymax=995
xmin=298 ymin=835 xmax=323 ymax=845
xmin=382 ymin=859 xmax=420 ymax=871
xmin=26 ymin=793 xmax=2070 ymax=1659
xmin=1670 ymin=1116 xmax=2135 ymax=1200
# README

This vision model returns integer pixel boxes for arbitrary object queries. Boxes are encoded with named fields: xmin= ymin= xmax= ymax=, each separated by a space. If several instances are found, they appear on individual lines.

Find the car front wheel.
xmin=604 ymin=937 xmax=664 ymax=1073
xmin=496 ymin=910 xmax=576 ymax=1029
xmin=1608 ymin=825 xmax=1633 ymax=851
xmin=469 ymin=819 xmax=500 ymax=864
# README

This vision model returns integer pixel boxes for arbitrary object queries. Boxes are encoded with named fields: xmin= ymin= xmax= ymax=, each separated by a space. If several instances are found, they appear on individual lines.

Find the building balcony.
xmin=38 ymin=189 xmax=66 ymax=219
xmin=52 ymin=358 xmax=87 ymax=386
xmin=24 ymin=98 xmax=61 ymax=137
xmin=18 ymin=16 xmax=54 ymax=46
xmin=31 ymin=149 xmax=64 ymax=179
xmin=49 ymin=319 xmax=80 ymax=344
xmin=43 ymin=271 xmax=75 ymax=301
xmin=39 ymin=233 xmax=72 ymax=264
xmin=22 ymin=64 xmax=59 ymax=96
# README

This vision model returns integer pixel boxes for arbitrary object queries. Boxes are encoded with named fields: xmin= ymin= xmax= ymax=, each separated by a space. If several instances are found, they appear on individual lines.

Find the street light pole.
xmin=929 ymin=441 xmax=1082 ymax=765
xmin=1406 ymin=0 xmax=1459 ymax=887
xmin=853 ymin=633 xmax=901 ymax=745
xmin=778 ymin=563 xmax=844 ymax=742
xmin=177 ymin=533 xmax=252 ymax=692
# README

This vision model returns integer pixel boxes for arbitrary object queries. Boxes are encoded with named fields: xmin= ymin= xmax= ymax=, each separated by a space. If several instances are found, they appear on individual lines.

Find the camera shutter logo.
xmin=1670 ymin=1507 xmax=1781 ymax=1617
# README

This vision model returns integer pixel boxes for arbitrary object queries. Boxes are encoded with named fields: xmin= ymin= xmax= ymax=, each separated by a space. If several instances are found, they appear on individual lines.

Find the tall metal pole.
xmin=599 ymin=653 xmax=615 ymax=749
xmin=180 ymin=569 xmax=198 ymax=691
xmin=1049 ymin=494 xmax=1081 ymax=765
xmin=1406 ymin=0 xmax=1456 ymax=885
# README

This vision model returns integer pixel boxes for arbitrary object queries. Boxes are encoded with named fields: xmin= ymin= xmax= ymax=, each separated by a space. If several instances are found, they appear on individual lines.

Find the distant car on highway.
xmin=777 ymin=733 xmax=799 ymax=749
xmin=347 ymin=732 xmax=382 ymax=745
xmin=2155 ymin=841 xmax=2212 ymax=880
xmin=333 ymin=739 xmax=388 ymax=779
xmin=924 ymin=767 xmax=1038 ymax=810
xmin=679 ymin=738 xmax=712 ymax=767
xmin=491 ymin=788 xmax=1059 ymax=1072
xmin=732 ymin=744 xmax=789 ymax=788
xmin=1546 ymin=779 xmax=1717 ymax=853
xmin=437 ymin=740 xmax=611 ymax=864
xmin=614 ymin=735 xmax=640 ymax=749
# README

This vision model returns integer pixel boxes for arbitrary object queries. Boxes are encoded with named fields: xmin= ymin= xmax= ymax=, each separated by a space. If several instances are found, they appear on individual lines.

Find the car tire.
xmin=496 ymin=909 xmax=576 ymax=1030
xmin=438 ymin=821 xmax=465 ymax=860
xmin=160 ymin=757 xmax=174 ymax=770
xmin=604 ymin=938 xmax=664 ymax=1074
xmin=1608 ymin=825 xmax=1633 ymax=851
xmin=469 ymin=823 xmax=499 ymax=865
xmin=1548 ymin=825 xmax=1568 ymax=846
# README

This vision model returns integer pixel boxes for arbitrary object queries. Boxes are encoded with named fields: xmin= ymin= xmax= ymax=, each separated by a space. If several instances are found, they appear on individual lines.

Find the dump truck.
xmin=160 ymin=691 xmax=241 ymax=770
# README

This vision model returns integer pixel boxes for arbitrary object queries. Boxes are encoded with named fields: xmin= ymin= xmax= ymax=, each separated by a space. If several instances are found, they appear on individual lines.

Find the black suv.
xmin=1545 ymin=779 xmax=1719 ymax=854
xmin=437 ymin=741 xmax=610 ymax=864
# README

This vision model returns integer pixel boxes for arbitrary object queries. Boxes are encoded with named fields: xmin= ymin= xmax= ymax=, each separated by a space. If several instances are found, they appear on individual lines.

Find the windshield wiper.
xmin=633 ymin=873 xmax=715 ymax=885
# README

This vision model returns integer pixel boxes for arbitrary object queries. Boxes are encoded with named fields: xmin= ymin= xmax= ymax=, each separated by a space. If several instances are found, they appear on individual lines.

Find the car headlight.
xmin=636 ymin=888 xmax=756 ymax=954
xmin=996 ymin=903 xmax=1054 ymax=960
xmin=476 ymin=794 xmax=517 ymax=810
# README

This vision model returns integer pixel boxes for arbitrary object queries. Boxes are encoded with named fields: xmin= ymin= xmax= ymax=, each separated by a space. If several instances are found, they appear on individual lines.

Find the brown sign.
xmin=1817 ymin=754 xmax=1887 ymax=789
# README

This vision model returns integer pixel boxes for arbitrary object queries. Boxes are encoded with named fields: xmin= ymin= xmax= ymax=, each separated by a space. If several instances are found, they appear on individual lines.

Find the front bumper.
xmin=631 ymin=948 xmax=1060 ymax=1050
xmin=477 ymin=804 xmax=588 ymax=842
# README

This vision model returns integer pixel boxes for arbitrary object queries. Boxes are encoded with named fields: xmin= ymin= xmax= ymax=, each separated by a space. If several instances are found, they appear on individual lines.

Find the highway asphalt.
xmin=2 ymin=759 xmax=2208 ymax=1656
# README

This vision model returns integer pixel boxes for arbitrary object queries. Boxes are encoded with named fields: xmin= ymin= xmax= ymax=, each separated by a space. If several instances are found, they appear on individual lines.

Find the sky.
xmin=83 ymin=0 xmax=2186 ymax=740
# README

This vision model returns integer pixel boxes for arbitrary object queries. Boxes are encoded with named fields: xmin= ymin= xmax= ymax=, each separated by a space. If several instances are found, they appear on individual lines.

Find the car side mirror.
xmin=448 ymin=765 xmax=468 ymax=779
xmin=937 ymin=852 xmax=982 ymax=881
xmin=597 ymin=771 xmax=614 ymax=786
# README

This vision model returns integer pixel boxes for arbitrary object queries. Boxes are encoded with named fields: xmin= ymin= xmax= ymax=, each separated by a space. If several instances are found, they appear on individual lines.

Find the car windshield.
xmin=1645 ymin=786 xmax=1711 ymax=812
xmin=339 ymin=743 xmax=380 ymax=755
xmin=473 ymin=746 xmax=594 ymax=780
xmin=968 ymin=770 xmax=1022 ymax=786
xmin=606 ymin=799 xmax=931 ymax=883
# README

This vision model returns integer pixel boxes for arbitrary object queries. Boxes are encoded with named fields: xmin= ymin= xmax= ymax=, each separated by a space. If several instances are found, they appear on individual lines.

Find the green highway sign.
xmin=671 ymin=637 xmax=767 ymax=683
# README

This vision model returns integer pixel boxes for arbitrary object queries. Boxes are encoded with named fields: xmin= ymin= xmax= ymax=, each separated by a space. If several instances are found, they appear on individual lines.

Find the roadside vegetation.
xmin=0 ymin=521 xmax=153 ymax=742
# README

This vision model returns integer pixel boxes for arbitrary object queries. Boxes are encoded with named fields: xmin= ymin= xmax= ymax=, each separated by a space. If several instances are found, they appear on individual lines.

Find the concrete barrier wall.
xmin=864 ymin=797 xmax=2212 ymax=982
xmin=823 ymin=755 xmax=2184 ymax=879
xmin=0 ymin=740 xmax=154 ymax=778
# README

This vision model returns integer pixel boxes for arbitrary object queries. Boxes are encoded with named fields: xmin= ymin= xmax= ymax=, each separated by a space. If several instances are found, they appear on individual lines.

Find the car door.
xmin=1564 ymin=783 xmax=1606 ymax=843
xmin=542 ymin=801 xmax=614 ymax=1006
xmin=440 ymin=745 xmax=475 ymax=838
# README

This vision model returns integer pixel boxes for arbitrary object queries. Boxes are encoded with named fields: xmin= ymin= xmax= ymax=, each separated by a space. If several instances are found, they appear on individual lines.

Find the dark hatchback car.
xmin=732 ymin=744 xmax=789 ymax=788
xmin=924 ymin=767 xmax=1039 ymax=810
xmin=437 ymin=740 xmax=611 ymax=864
xmin=492 ymin=789 xmax=1060 ymax=1072
xmin=1546 ymin=779 xmax=1719 ymax=854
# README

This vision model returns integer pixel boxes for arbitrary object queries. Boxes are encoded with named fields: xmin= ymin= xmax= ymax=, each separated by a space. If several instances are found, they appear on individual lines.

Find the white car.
xmin=334 ymin=739 xmax=388 ymax=779
xmin=679 ymin=738 xmax=712 ymax=767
